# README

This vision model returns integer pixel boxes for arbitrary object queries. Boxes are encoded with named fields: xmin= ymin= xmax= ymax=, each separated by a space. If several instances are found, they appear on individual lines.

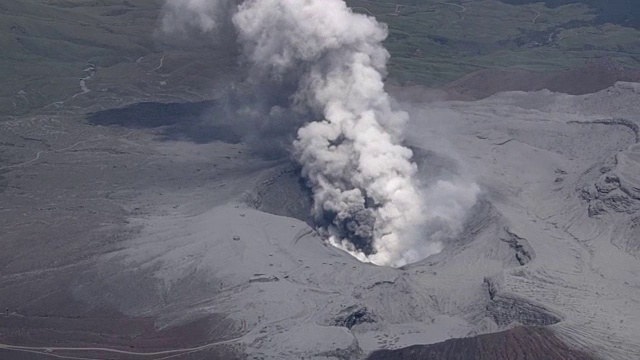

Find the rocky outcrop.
xmin=332 ymin=306 xmax=378 ymax=329
xmin=484 ymin=277 xmax=562 ymax=327
xmin=500 ymin=228 xmax=534 ymax=266
xmin=580 ymin=139 xmax=640 ymax=217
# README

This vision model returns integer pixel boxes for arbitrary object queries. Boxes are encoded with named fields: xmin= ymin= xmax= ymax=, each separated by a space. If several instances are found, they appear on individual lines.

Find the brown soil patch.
xmin=446 ymin=58 xmax=640 ymax=100
xmin=367 ymin=326 xmax=594 ymax=360
xmin=388 ymin=58 xmax=640 ymax=102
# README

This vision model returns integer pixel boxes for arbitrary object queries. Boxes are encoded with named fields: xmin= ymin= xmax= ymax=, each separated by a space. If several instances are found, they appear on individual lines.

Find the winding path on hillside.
xmin=0 ymin=334 xmax=245 ymax=359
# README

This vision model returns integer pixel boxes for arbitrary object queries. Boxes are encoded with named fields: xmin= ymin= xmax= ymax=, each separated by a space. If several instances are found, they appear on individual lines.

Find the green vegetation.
xmin=346 ymin=0 xmax=640 ymax=85
xmin=498 ymin=0 xmax=640 ymax=29
xmin=1 ymin=0 xmax=638 ymax=117
xmin=0 ymin=0 xmax=163 ymax=116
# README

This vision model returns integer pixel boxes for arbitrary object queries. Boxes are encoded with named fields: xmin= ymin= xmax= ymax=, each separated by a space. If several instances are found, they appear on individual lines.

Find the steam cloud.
xmin=162 ymin=0 xmax=229 ymax=34
xmin=162 ymin=0 xmax=479 ymax=267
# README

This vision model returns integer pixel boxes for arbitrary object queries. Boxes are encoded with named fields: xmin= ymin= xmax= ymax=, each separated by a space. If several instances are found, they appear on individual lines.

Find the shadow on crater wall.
xmin=87 ymin=100 xmax=243 ymax=145
xmin=367 ymin=326 xmax=594 ymax=360
xmin=86 ymin=96 xmax=306 ymax=161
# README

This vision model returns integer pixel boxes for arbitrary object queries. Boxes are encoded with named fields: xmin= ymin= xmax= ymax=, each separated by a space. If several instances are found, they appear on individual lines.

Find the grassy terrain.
xmin=0 ymin=0 xmax=639 ymax=117
xmin=0 ymin=0 xmax=235 ymax=118
xmin=346 ymin=0 xmax=640 ymax=85
xmin=0 ymin=0 xmax=161 ymax=116
xmin=498 ymin=0 xmax=640 ymax=29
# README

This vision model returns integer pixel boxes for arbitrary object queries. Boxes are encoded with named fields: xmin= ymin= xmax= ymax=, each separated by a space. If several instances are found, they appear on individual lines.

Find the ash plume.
xmin=161 ymin=0 xmax=479 ymax=267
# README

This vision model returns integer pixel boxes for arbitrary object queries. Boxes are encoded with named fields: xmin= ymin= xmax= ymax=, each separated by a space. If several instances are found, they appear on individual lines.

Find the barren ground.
xmin=1 ymin=1 xmax=640 ymax=359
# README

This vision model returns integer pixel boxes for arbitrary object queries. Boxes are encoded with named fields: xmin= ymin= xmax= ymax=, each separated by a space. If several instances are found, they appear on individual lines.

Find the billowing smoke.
xmin=161 ymin=0 xmax=230 ymax=34
xmin=161 ymin=0 xmax=479 ymax=267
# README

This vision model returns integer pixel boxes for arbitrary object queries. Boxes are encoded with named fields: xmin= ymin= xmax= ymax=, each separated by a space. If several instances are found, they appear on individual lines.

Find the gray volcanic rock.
xmin=243 ymin=164 xmax=314 ymax=225
xmin=2 ymin=81 xmax=640 ymax=360
xmin=332 ymin=306 xmax=378 ymax=330
xmin=366 ymin=326 xmax=595 ymax=360
xmin=1 ymin=1 xmax=640 ymax=357
xmin=484 ymin=278 xmax=563 ymax=327
xmin=500 ymin=228 xmax=534 ymax=266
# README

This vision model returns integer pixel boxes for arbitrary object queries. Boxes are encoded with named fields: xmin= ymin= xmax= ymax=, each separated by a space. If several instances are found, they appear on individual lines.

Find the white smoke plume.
xmin=161 ymin=0 xmax=479 ymax=267
xmin=161 ymin=0 xmax=230 ymax=34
